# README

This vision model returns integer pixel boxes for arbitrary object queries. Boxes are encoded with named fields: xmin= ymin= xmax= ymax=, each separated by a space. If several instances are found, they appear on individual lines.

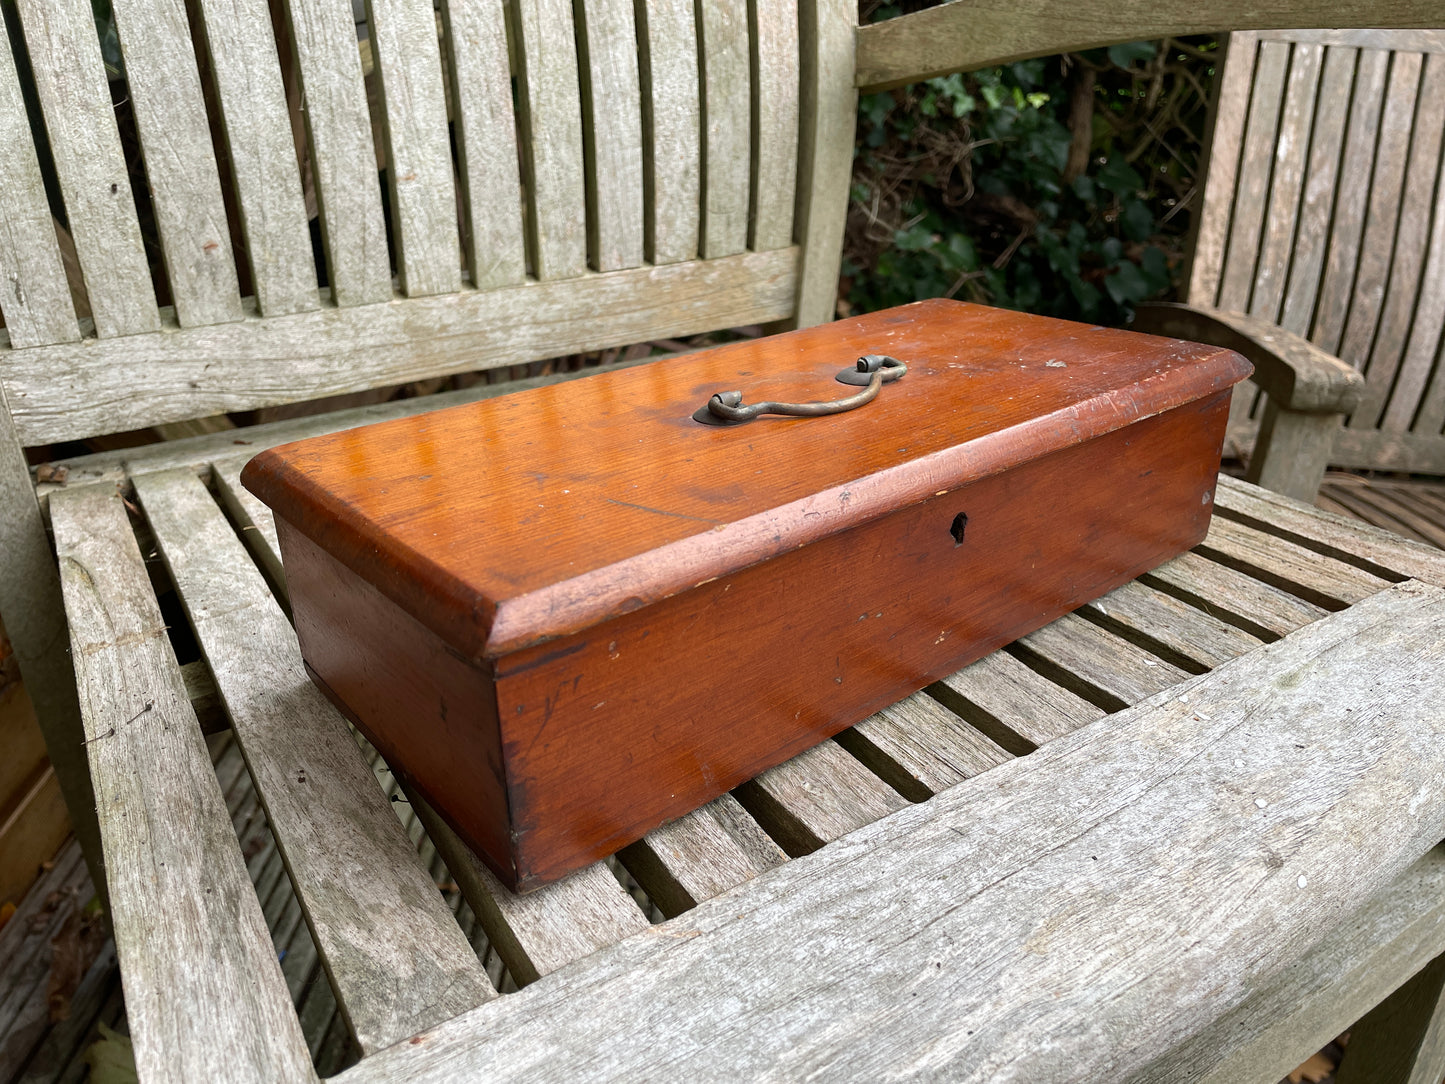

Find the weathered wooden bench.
xmin=3 ymin=1 xmax=1445 ymax=1080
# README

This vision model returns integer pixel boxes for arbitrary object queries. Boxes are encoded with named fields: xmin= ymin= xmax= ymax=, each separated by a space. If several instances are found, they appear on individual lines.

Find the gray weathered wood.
xmin=335 ymin=579 xmax=1445 ymax=1084
xmin=1258 ymin=28 xmax=1445 ymax=50
xmin=697 ymin=0 xmax=751 ymax=258
xmin=0 ymin=392 xmax=104 ymax=900
xmin=1311 ymin=46 xmax=1389 ymax=355
xmin=441 ymin=0 xmax=526 ymax=288
xmin=210 ymin=456 xmax=288 ymax=607
xmin=193 ymin=0 xmax=319 ymax=317
xmin=637 ymin=0 xmax=700 ymax=264
xmin=1246 ymin=399 xmax=1340 ymax=502
xmin=852 ymin=2 xmax=1445 ymax=92
xmin=1082 ymin=579 xmax=1263 ymax=671
xmin=131 ymin=467 xmax=496 ymax=1052
xmin=790 ymin=0 xmax=854 ymax=327
xmin=619 ymin=796 xmax=788 ymax=918
xmin=1202 ymin=506 xmax=1396 ymax=604
xmin=1016 ymin=612 xmax=1187 ymax=710
xmin=931 ymin=648 xmax=1103 ymax=748
xmin=1135 ymin=847 xmax=1445 ymax=1084
xmin=1336 ymin=49 xmax=1421 ymax=410
xmin=282 ymin=0 xmax=394 ymax=306
xmin=50 ymin=483 xmax=315 ymax=1083
xmin=1142 ymin=549 xmax=1328 ymax=640
xmin=1277 ymin=40 xmax=1354 ymax=337
xmin=108 ymin=0 xmax=244 ymax=328
xmin=734 ymin=738 xmax=909 ymax=856
xmin=1336 ymin=951 xmax=1445 ymax=1084
xmin=1214 ymin=474 xmax=1445 ymax=587
xmin=5 ymin=247 xmax=797 ymax=444
xmin=838 ymin=691 xmax=1012 ymax=800
xmin=1215 ymin=39 xmax=1287 ymax=313
xmin=749 ymin=0 xmax=800 ymax=252
xmin=512 ymin=0 xmax=588 ymax=279
xmin=408 ymin=791 xmax=649 ymax=986
xmin=1248 ymin=41 xmax=1321 ymax=323
xmin=13 ymin=0 xmax=159 ymax=339
xmin=367 ymin=0 xmax=461 ymax=297
xmin=575 ymin=0 xmax=644 ymax=272
xmin=0 ymin=14 xmax=78 ymax=349
xmin=1368 ymin=51 xmax=1445 ymax=434
xmin=1186 ymin=32 xmax=1255 ymax=308
xmin=367 ymin=0 xmax=456 ymax=297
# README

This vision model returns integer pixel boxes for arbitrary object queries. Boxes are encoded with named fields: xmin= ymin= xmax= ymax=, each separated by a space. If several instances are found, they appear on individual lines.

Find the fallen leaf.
xmin=1287 ymin=1051 xmax=1335 ymax=1083
xmin=35 ymin=463 xmax=69 ymax=484
xmin=85 ymin=1023 xmax=138 ymax=1084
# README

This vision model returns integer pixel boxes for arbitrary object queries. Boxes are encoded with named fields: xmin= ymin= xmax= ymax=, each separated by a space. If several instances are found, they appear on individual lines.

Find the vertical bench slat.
xmin=749 ymin=0 xmax=799 ymax=252
xmin=1187 ymin=32 xmax=1256 ymax=308
xmin=193 ymin=0 xmax=320 ymax=316
xmin=1248 ymin=42 xmax=1321 ymax=324
xmin=0 ymin=14 xmax=78 ymax=348
xmin=282 ymin=0 xmax=394 ymax=306
xmin=1361 ymin=52 xmax=1445 ymax=432
xmin=1338 ymin=51 xmax=1424 ymax=417
xmin=408 ymin=793 xmax=650 ymax=987
xmin=367 ymin=0 xmax=461 ymax=297
xmin=51 ymin=484 xmax=316 ymax=1084
xmin=440 ymin=0 xmax=526 ymax=288
xmin=1311 ymin=47 xmax=1390 ymax=355
xmin=512 ymin=0 xmax=587 ymax=280
xmin=637 ymin=0 xmax=700 ymax=265
xmin=108 ymin=0 xmax=243 ymax=328
xmin=1277 ymin=43 xmax=1354 ymax=337
xmin=576 ymin=0 xmax=644 ymax=271
xmin=697 ymin=0 xmax=750 ymax=258
xmin=791 ymin=0 xmax=854 ymax=327
xmin=13 ymin=0 xmax=158 ymax=339
xmin=1215 ymin=39 xmax=1288 ymax=313
xmin=132 ymin=468 xmax=496 ymax=1054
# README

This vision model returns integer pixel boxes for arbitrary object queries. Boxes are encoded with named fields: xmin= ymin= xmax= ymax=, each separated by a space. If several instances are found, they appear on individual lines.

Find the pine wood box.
xmin=241 ymin=300 xmax=1251 ymax=892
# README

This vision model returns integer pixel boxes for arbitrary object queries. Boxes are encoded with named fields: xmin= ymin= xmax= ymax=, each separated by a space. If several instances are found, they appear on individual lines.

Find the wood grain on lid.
xmin=242 ymin=299 xmax=1251 ymax=657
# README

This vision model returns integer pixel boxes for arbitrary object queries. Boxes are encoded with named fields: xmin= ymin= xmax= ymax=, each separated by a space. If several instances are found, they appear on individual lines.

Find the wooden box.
xmin=241 ymin=300 xmax=1250 ymax=891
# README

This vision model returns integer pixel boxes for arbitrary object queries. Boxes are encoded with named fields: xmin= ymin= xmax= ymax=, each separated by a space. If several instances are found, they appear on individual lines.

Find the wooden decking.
xmin=2 ymin=469 xmax=1443 ymax=1083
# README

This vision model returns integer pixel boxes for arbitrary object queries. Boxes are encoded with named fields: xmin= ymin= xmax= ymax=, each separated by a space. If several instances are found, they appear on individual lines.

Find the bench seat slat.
xmin=211 ymin=456 xmax=288 ymax=608
xmin=1082 ymin=579 xmax=1264 ymax=671
xmin=408 ymin=793 xmax=650 ymax=987
xmin=1200 ymin=512 xmax=1396 ymax=605
xmin=131 ymin=467 xmax=495 ymax=1054
xmin=13 ymin=0 xmax=158 ymax=339
xmin=931 ymin=649 xmax=1104 ymax=748
xmin=108 ymin=0 xmax=243 ymax=327
xmin=51 ymin=484 xmax=315 ymax=1084
xmin=1017 ymin=612 xmax=1188 ymax=711
xmin=332 ymin=580 xmax=1445 ymax=1084
xmin=1141 ymin=549 xmax=1328 ymax=640
xmin=840 ymin=691 xmax=1013 ymax=798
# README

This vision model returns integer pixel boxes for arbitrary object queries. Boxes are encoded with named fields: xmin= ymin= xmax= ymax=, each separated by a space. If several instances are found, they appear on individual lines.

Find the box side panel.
xmin=496 ymin=393 xmax=1229 ymax=889
xmin=277 ymin=521 xmax=515 ymax=879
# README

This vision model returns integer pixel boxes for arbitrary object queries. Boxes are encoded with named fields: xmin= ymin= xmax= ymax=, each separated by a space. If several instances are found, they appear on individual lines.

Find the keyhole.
xmin=950 ymin=512 xmax=968 ymax=546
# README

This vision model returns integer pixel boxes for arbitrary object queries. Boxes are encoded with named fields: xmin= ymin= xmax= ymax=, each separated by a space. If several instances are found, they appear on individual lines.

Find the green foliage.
xmin=843 ymin=31 xmax=1216 ymax=327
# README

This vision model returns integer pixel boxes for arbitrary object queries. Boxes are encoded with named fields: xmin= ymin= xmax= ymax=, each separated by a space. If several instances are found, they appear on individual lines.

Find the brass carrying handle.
xmin=694 ymin=355 xmax=907 ymax=426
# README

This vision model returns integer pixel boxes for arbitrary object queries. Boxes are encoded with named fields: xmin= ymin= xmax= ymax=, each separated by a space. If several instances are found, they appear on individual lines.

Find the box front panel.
xmin=496 ymin=394 xmax=1229 ymax=888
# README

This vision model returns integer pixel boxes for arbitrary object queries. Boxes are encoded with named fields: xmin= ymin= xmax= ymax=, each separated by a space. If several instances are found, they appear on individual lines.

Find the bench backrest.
xmin=0 ymin=0 xmax=853 ymax=449
xmin=1191 ymin=29 xmax=1445 ymax=475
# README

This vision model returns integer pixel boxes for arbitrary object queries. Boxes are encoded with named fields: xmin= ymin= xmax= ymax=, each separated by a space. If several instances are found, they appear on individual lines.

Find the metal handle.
xmin=693 ymin=355 xmax=907 ymax=426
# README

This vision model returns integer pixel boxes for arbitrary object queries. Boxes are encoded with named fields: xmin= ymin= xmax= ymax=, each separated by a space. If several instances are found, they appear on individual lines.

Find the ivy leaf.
xmin=1120 ymin=199 xmax=1154 ymax=241
xmin=1107 ymin=41 xmax=1157 ymax=69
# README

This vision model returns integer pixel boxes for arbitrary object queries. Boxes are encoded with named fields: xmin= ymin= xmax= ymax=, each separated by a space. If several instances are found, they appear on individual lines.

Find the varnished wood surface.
xmin=244 ymin=300 xmax=1250 ymax=658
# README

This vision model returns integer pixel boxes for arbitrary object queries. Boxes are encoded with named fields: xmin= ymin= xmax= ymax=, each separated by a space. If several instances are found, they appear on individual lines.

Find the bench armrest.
xmin=1132 ymin=302 xmax=1364 ymax=414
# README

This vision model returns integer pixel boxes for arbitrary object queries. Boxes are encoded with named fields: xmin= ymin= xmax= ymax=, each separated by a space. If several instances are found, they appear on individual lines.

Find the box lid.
xmin=241 ymin=299 xmax=1250 ymax=660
